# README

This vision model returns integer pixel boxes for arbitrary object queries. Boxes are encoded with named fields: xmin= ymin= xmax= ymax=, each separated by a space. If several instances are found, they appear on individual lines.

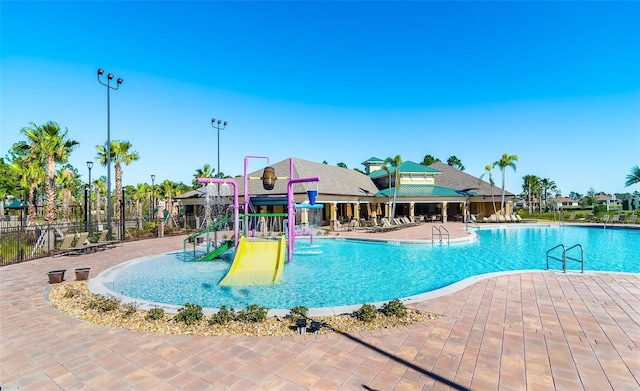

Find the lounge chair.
xmin=611 ymin=214 xmax=620 ymax=224
xmin=497 ymin=214 xmax=506 ymax=223
xmin=600 ymin=215 xmax=610 ymax=224
xmin=567 ymin=213 xmax=576 ymax=222
xmin=65 ymin=232 xmax=101 ymax=255
xmin=584 ymin=214 xmax=594 ymax=223
xmin=52 ymin=234 xmax=78 ymax=257
xmin=96 ymin=229 xmax=123 ymax=248
xmin=504 ymin=214 xmax=513 ymax=222
xmin=629 ymin=214 xmax=637 ymax=224
xmin=618 ymin=214 xmax=627 ymax=223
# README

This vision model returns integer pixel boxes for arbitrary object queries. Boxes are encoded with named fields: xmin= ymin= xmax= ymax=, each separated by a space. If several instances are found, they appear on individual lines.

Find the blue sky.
xmin=1 ymin=1 xmax=639 ymax=196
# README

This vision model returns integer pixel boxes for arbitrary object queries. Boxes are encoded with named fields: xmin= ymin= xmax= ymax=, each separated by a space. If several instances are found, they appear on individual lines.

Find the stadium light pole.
xmin=87 ymin=161 xmax=93 ymax=235
xmin=211 ymin=118 xmax=228 ymax=179
xmin=97 ymin=68 xmax=123 ymax=239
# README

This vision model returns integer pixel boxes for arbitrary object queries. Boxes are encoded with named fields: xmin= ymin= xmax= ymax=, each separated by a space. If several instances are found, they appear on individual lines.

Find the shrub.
xmin=62 ymin=286 xmax=80 ymax=298
xmin=236 ymin=304 xmax=269 ymax=323
xmin=381 ymin=299 xmax=408 ymax=318
xmin=121 ymin=303 xmax=138 ymax=318
xmin=87 ymin=295 xmax=119 ymax=313
xmin=174 ymin=302 xmax=203 ymax=326
xmin=289 ymin=306 xmax=308 ymax=322
xmin=209 ymin=305 xmax=236 ymax=325
xmin=353 ymin=303 xmax=378 ymax=323
xmin=146 ymin=308 xmax=165 ymax=320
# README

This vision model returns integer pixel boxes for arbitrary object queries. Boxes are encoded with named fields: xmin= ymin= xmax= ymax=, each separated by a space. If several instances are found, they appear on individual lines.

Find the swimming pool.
xmin=94 ymin=225 xmax=639 ymax=313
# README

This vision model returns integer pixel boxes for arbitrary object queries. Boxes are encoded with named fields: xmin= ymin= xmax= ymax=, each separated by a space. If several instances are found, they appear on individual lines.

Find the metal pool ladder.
xmin=432 ymin=225 xmax=450 ymax=245
xmin=546 ymin=243 xmax=584 ymax=273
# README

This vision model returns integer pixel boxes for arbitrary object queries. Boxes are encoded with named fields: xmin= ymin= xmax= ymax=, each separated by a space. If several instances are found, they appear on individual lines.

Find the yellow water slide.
xmin=218 ymin=236 xmax=286 ymax=286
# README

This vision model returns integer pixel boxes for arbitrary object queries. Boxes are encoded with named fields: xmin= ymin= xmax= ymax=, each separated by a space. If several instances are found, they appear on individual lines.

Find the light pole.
xmin=87 ymin=161 xmax=93 ymax=235
xmin=210 ymin=118 xmax=227 ymax=245
xmin=211 ymin=118 xmax=228 ymax=179
xmin=97 ymin=68 xmax=123 ymax=240
xmin=151 ymin=174 xmax=155 ymax=219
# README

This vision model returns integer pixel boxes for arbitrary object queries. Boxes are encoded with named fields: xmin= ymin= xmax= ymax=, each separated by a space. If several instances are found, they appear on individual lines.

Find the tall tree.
xmin=492 ymin=153 xmax=518 ymax=215
xmin=384 ymin=155 xmax=403 ymax=218
xmin=540 ymin=178 xmax=556 ymax=212
xmin=480 ymin=164 xmax=498 ymax=217
xmin=625 ymin=165 xmax=640 ymax=187
xmin=193 ymin=164 xmax=215 ymax=188
xmin=9 ymin=153 xmax=43 ymax=225
xmin=18 ymin=122 xmax=79 ymax=223
xmin=421 ymin=155 xmax=440 ymax=166
xmin=337 ymin=162 xmax=348 ymax=169
xmin=522 ymin=175 xmax=541 ymax=214
xmin=446 ymin=156 xmax=465 ymax=171
xmin=93 ymin=176 xmax=107 ymax=225
xmin=97 ymin=140 xmax=139 ymax=225
xmin=56 ymin=165 xmax=78 ymax=222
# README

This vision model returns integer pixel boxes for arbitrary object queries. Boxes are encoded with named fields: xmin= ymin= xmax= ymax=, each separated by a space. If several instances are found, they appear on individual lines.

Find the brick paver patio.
xmin=1 ymin=224 xmax=638 ymax=390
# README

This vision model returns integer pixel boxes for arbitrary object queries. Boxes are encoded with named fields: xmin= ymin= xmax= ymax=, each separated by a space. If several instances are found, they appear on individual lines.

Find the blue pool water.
xmin=101 ymin=226 xmax=639 ymax=310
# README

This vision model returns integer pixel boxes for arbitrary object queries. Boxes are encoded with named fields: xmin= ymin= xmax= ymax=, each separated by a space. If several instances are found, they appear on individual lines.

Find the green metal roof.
xmin=361 ymin=157 xmax=384 ymax=164
xmin=397 ymin=161 xmax=440 ymax=173
xmin=368 ymin=160 xmax=440 ymax=179
xmin=376 ymin=184 xmax=478 ymax=198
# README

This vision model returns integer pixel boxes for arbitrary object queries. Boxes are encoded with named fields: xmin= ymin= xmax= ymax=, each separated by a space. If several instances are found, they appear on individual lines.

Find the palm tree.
xmin=384 ymin=155 xmax=403 ymax=218
xmin=93 ymin=176 xmax=107 ymax=225
xmin=18 ymin=122 xmax=79 ymax=223
xmin=446 ymin=156 xmax=465 ymax=171
xmin=480 ymin=164 xmax=498 ymax=217
xmin=540 ymin=178 xmax=556 ymax=212
xmin=131 ymin=183 xmax=147 ymax=227
xmin=192 ymin=164 xmax=215 ymax=188
xmin=97 ymin=140 xmax=139 ymax=225
xmin=9 ymin=155 xmax=42 ymax=225
xmin=625 ymin=165 xmax=640 ymax=187
xmin=492 ymin=153 xmax=518 ymax=216
xmin=522 ymin=175 xmax=541 ymax=214
xmin=56 ymin=165 xmax=77 ymax=222
xmin=158 ymin=179 xmax=179 ymax=222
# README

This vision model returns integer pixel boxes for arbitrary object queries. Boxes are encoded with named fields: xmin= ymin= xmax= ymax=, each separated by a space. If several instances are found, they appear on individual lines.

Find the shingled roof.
xmin=428 ymin=161 xmax=512 ymax=196
xmin=177 ymin=158 xmax=379 ymax=199
xmin=240 ymin=158 xmax=379 ymax=197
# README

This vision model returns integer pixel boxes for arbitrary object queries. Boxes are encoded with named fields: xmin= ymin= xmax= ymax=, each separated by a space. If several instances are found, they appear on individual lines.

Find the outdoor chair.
xmin=628 ymin=214 xmax=637 ymax=224
xmin=52 ymin=234 xmax=78 ymax=257
xmin=567 ymin=213 xmax=576 ymax=222
xmin=96 ymin=230 xmax=123 ymax=248
xmin=618 ymin=214 xmax=627 ymax=223
xmin=600 ymin=215 xmax=611 ymax=224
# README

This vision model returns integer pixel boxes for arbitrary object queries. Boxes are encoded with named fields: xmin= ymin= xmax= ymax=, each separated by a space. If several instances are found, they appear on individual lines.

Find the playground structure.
xmin=185 ymin=157 xmax=321 ymax=286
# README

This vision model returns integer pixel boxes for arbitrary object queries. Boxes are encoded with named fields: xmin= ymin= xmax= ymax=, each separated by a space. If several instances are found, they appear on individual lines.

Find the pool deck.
xmin=1 ymin=222 xmax=639 ymax=390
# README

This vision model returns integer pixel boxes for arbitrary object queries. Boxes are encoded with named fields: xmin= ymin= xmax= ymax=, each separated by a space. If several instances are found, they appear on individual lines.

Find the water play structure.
xmin=186 ymin=157 xmax=321 ymax=286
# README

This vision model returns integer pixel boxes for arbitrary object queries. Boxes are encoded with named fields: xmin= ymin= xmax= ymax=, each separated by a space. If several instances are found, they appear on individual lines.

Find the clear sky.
xmin=2 ymin=1 xmax=639 ymax=196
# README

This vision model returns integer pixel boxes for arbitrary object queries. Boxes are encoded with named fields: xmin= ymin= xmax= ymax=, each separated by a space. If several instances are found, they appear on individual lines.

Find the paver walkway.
xmin=1 ymin=225 xmax=639 ymax=390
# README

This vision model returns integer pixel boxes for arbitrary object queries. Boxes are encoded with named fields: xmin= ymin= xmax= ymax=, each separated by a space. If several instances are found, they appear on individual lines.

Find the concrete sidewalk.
xmin=1 ymin=233 xmax=638 ymax=390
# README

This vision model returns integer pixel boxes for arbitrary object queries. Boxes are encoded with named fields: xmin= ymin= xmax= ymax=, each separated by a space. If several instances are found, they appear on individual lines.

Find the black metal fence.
xmin=0 ymin=217 xmax=202 ymax=267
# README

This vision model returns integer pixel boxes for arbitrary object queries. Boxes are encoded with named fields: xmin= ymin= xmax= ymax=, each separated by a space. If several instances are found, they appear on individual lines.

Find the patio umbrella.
xmin=376 ymin=203 xmax=382 ymax=216
xmin=346 ymin=203 xmax=352 ymax=218
xmin=366 ymin=203 xmax=371 ymax=217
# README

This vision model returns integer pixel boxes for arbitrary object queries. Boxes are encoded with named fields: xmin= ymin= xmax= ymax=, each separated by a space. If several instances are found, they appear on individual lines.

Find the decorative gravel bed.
xmin=48 ymin=282 xmax=440 ymax=337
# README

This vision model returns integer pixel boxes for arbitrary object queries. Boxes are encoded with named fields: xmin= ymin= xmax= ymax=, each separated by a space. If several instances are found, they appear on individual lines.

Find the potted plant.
xmin=47 ymin=270 xmax=66 ymax=284
xmin=75 ymin=267 xmax=90 ymax=281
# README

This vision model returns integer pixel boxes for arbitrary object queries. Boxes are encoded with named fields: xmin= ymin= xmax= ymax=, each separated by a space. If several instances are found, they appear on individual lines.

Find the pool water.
xmin=101 ymin=226 xmax=639 ymax=310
